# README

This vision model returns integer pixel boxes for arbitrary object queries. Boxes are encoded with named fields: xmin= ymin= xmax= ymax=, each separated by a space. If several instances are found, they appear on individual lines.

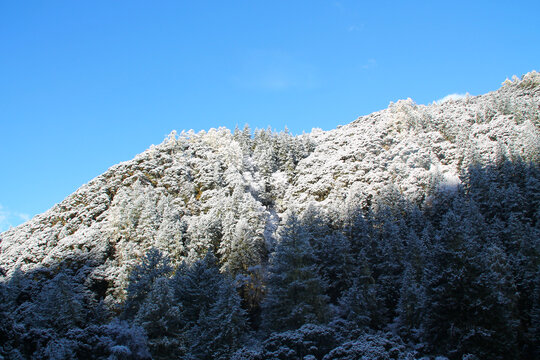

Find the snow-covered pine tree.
xmin=218 ymin=185 xmax=267 ymax=276
xmin=394 ymin=228 xmax=428 ymax=341
xmin=420 ymin=195 xmax=520 ymax=359
xmin=300 ymin=204 xmax=354 ymax=303
xmin=134 ymin=277 xmax=184 ymax=359
xmin=461 ymin=243 xmax=519 ymax=359
xmin=261 ymin=213 xmax=330 ymax=332
xmin=36 ymin=272 xmax=86 ymax=333
xmin=187 ymin=277 xmax=247 ymax=360
xmin=171 ymin=252 xmax=247 ymax=359
xmin=122 ymin=248 xmax=172 ymax=319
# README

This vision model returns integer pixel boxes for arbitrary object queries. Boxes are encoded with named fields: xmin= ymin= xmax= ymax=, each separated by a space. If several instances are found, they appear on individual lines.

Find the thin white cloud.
xmin=233 ymin=50 xmax=319 ymax=91
xmin=436 ymin=93 xmax=469 ymax=104
xmin=0 ymin=212 xmax=7 ymax=233
xmin=361 ymin=58 xmax=377 ymax=70
xmin=0 ymin=204 xmax=30 ymax=233
xmin=18 ymin=212 xmax=30 ymax=222
xmin=348 ymin=24 xmax=364 ymax=32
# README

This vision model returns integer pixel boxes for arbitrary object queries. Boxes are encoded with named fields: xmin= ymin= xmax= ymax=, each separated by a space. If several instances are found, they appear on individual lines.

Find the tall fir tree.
xmin=134 ymin=277 xmax=185 ymax=359
xmin=301 ymin=204 xmax=354 ymax=303
xmin=261 ymin=213 xmax=330 ymax=332
xmin=37 ymin=272 xmax=86 ymax=333
xmin=172 ymin=253 xmax=247 ymax=360
xmin=123 ymin=248 xmax=173 ymax=319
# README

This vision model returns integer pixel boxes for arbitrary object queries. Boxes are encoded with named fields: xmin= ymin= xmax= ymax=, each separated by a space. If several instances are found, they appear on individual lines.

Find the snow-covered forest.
xmin=1 ymin=72 xmax=539 ymax=359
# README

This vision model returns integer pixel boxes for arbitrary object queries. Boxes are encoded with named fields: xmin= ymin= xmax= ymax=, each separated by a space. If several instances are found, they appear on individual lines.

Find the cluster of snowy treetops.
xmin=2 ymin=159 xmax=539 ymax=359
xmin=0 ymin=72 xmax=539 ymax=359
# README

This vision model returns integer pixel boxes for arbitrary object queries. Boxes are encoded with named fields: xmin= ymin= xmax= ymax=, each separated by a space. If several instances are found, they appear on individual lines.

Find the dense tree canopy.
xmin=1 ymin=72 xmax=539 ymax=359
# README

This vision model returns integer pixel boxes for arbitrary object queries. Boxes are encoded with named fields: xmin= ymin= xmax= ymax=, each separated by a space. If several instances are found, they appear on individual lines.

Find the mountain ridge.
xmin=1 ymin=71 xmax=539 ymax=359
xmin=1 ymin=71 xmax=539 ymax=300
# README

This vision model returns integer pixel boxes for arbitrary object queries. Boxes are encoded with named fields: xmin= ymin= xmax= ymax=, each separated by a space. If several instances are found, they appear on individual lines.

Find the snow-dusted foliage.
xmin=261 ymin=213 xmax=331 ymax=331
xmin=1 ymin=72 xmax=539 ymax=359
xmin=322 ymin=332 xmax=414 ymax=360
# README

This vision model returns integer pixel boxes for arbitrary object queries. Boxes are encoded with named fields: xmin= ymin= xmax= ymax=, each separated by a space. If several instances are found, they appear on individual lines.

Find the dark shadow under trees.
xmin=1 ymin=159 xmax=539 ymax=359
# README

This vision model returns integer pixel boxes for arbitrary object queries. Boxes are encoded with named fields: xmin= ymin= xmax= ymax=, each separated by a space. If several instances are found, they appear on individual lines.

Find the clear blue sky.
xmin=1 ymin=0 xmax=539 ymax=231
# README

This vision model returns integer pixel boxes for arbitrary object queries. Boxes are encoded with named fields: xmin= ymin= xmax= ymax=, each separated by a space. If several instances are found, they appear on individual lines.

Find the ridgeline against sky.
xmin=1 ymin=1 xmax=540 ymax=230
xmin=1 ymin=72 xmax=539 ymax=359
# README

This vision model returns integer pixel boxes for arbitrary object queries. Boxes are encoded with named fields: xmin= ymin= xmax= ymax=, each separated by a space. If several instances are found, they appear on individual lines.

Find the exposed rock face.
xmin=1 ymin=71 xmax=539 ymax=305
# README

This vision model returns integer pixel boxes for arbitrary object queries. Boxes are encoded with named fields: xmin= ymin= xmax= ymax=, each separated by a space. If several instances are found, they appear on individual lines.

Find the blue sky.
xmin=1 ymin=0 xmax=539 ymax=231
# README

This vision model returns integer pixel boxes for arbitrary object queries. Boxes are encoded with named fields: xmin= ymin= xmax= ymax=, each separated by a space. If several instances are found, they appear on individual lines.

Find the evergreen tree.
xmin=338 ymin=278 xmax=383 ymax=330
xmin=37 ymin=272 xmax=86 ymax=333
xmin=171 ymin=253 xmax=247 ymax=359
xmin=134 ymin=277 xmax=184 ymax=359
xmin=421 ymin=201 xmax=483 ymax=358
xmin=123 ymin=248 xmax=172 ymax=319
xmin=188 ymin=278 xmax=247 ymax=360
xmin=394 ymin=262 xmax=426 ymax=341
xmin=171 ymin=253 xmax=223 ymax=325
xmin=218 ymin=186 xmax=267 ymax=276
xmin=421 ymin=197 xmax=520 ymax=359
xmin=462 ymin=244 xmax=519 ymax=359
xmin=301 ymin=205 xmax=354 ymax=303
xmin=395 ymin=227 xmax=428 ymax=340
xmin=261 ymin=213 xmax=330 ymax=332
xmin=0 ymin=269 xmax=20 ymax=358
xmin=528 ymin=268 xmax=540 ymax=360
xmin=66 ymin=320 xmax=151 ymax=360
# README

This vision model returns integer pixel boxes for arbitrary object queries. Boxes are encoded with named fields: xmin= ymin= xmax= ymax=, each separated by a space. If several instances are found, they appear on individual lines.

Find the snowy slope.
xmin=287 ymin=73 xmax=539 ymax=208
xmin=1 ymin=71 xmax=538 ymax=305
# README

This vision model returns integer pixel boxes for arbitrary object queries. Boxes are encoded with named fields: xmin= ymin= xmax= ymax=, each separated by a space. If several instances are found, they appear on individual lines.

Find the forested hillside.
xmin=1 ymin=72 xmax=539 ymax=359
